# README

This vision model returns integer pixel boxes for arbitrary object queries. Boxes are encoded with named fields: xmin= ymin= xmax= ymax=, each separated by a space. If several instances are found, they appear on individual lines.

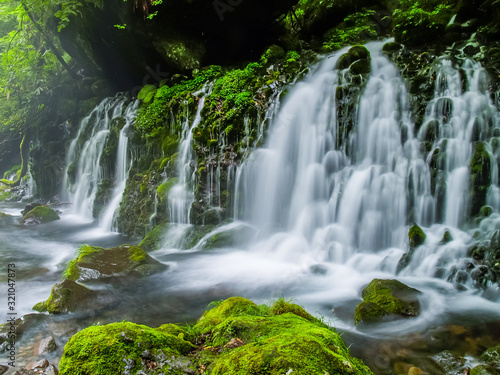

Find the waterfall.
xmin=228 ymin=41 xmax=500 ymax=292
xmin=63 ymin=95 xmax=138 ymax=224
xmin=167 ymin=85 xmax=212 ymax=224
xmin=99 ymin=100 xmax=138 ymax=230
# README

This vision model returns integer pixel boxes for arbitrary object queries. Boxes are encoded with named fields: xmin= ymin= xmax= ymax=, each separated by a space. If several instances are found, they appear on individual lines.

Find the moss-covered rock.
xmin=471 ymin=364 xmax=500 ymax=375
xmin=32 ymin=279 xmax=96 ymax=314
xmin=196 ymin=297 xmax=373 ymax=374
xmin=63 ymin=244 xmax=167 ymax=282
xmin=481 ymin=345 xmax=500 ymax=368
xmin=20 ymin=206 xmax=60 ymax=225
xmin=354 ymin=279 xmax=421 ymax=325
xmin=59 ymin=321 xmax=195 ymax=375
xmin=470 ymin=142 xmax=491 ymax=217
xmin=441 ymin=230 xmax=453 ymax=244
xmin=398 ymin=223 xmax=426 ymax=272
xmin=57 ymin=297 xmax=374 ymax=374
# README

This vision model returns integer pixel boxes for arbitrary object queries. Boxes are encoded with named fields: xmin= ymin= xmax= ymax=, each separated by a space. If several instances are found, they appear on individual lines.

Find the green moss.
xmin=322 ymin=11 xmax=379 ymax=52
xmin=260 ymin=45 xmax=286 ymax=64
xmin=20 ymin=206 xmax=60 ymax=225
xmin=441 ymin=230 xmax=453 ymax=244
xmin=139 ymin=223 xmax=169 ymax=252
xmin=59 ymin=321 xmax=195 ymax=375
xmin=199 ymin=299 xmax=373 ymax=375
xmin=63 ymin=244 xmax=102 ymax=281
xmin=32 ymin=279 xmax=95 ymax=314
xmin=63 ymin=244 xmax=166 ymax=282
xmin=157 ymin=177 xmax=179 ymax=201
xmin=408 ymin=223 xmax=426 ymax=248
xmin=354 ymin=279 xmax=421 ymax=325
xmin=2 ymin=164 xmax=21 ymax=179
xmin=128 ymin=245 xmax=147 ymax=262
xmin=470 ymin=142 xmax=491 ymax=217
xmin=392 ymin=2 xmax=453 ymax=47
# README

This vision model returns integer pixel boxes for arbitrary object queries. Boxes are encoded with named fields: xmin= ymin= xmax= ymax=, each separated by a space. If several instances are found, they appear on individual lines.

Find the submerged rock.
xmin=62 ymin=244 xmax=167 ymax=282
xmin=20 ymin=206 xmax=60 ymax=225
xmin=354 ymin=279 xmax=421 ymax=325
xmin=471 ymin=364 xmax=500 ymax=375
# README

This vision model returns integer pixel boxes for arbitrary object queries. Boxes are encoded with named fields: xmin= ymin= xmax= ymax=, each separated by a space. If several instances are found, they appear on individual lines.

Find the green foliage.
xmin=392 ymin=1 xmax=453 ymax=46
xmin=135 ymin=65 xmax=224 ymax=138
xmin=323 ymin=10 xmax=379 ymax=52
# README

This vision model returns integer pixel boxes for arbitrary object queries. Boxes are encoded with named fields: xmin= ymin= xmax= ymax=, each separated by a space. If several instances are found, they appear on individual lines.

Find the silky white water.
xmin=63 ymin=95 xmax=138 ymax=226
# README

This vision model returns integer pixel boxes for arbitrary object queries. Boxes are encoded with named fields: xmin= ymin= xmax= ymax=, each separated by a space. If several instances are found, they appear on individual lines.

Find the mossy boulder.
xmin=32 ymin=279 xmax=96 ymax=314
xmin=58 ymin=321 xmax=196 ymax=375
xmin=0 ymin=212 xmax=9 ymax=218
xmin=20 ymin=206 xmax=60 ymax=225
xmin=196 ymin=297 xmax=374 ymax=375
xmin=470 ymin=142 xmax=491 ymax=217
xmin=471 ymin=365 xmax=500 ymax=375
xmin=336 ymin=45 xmax=371 ymax=75
xmin=63 ymin=244 xmax=167 ymax=282
xmin=481 ymin=345 xmax=500 ymax=368
xmin=354 ymin=279 xmax=421 ymax=325
xmin=57 ymin=297 xmax=374 ymax=374
xmin=398 ymin=223 xmax=426 ymax=272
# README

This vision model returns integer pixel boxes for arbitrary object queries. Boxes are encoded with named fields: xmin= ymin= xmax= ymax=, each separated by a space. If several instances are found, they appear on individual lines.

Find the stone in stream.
xmin=32 ymin=358 xmax=49 ymax=369
xmin=32 ymin=279 xmax=96 ymax=314
xmin=20 ymin=206 xmax=60 ymax=225
xmin=471 ymin=365 xmax=500 ymax=375
xmin=481 ymin=345 xmax=500 ymax=369
xmin=38 ymin=336 xmax=56 ymax=355
xmin=354 ymin=279 xmax=421 ymax=325
xmin=428 ymin=350 xmax=467 ymax=374
xmin=62 ymin=244 xmax=167 ymax=282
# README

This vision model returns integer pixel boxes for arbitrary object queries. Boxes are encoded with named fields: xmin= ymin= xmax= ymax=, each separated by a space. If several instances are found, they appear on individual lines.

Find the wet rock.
xmin=33 ymin=279 xmax=96 ymax=314
xmin=32 ymin=358 xmax=49 ymax=369
xmin=45 ymin=365 xmax=59 ymax=375
xmin=21 ymin=203 xmax=41 ymax=216
xmin=62 ymin=244 xmax=167 ymax=282
xmin=398 ymin=223 xmax=426 ymax=272
xmin=354 ymin=279 xmax=421 ymax=325
xmin=408 ymin=367 xmax=425 ymax=375
xmin=441 ymin=230 xmax=453 ymax=244
xmin=0 ymin=365 xmax=7 ymax=375
xmin=38 ymin=336 xmax=56 ymax=355
xmin=470 ymin=142 xmax=491 ymax=217
xmin=0 ymin=314 xmax=47 ymax=347
xmin=14 ymin=370 xmax=37 ymax=375
xmin=429 ymin=350 xmax=467 ymax=373
xmin=20 ymin=206 xmax=60 ymax=225
xmin=198 ymin=224 xmax=257 ymax=250
xmin=481 ymin=345 xmax=500 ymax=368
xmin=471 ymin=365 xmax=500 ymax=375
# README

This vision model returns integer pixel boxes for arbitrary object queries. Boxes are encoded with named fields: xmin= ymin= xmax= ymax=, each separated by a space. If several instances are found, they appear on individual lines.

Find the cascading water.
xmin=173 ymin=41 xmax=500 ymax=335
xmin=63 ymin=95 xmax=138 ymax=225
xmin=99 ymin=100 xmax=138 ymax=230
xmin=167 ymin=85 xmax=211 ymax=224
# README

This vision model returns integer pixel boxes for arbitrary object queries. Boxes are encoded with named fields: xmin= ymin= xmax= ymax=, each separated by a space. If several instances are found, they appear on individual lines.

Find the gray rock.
xmin=38 ymin=336 xmax=56 ymax=355
xmin=44 ymin=365 xmax=59 ymax=375
xmin=32 ymin=358 xmax=49 ymax=369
